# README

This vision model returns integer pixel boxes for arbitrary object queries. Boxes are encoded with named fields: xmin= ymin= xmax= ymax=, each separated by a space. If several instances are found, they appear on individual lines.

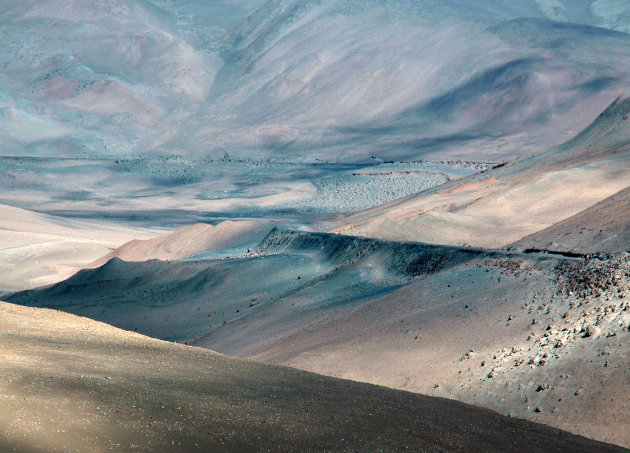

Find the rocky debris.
xmin=554 ymin=254 xmax=630 ymax=300
xmin=583 ymin=324 xmax=599 ymax=338
xmin=285 ymin=164 xmax=450 ymax=214
xmin=484 ymin=258 xmax=529 ymax=277
xmin=467 ymin=252 xmax=630 ymax=422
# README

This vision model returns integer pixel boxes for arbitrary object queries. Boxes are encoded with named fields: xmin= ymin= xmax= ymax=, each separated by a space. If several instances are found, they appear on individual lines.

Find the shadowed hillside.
xmin=5 ymin=229 xmax=511 ymax=343
xmin=6 ymin=229 xmax=630 ymax=447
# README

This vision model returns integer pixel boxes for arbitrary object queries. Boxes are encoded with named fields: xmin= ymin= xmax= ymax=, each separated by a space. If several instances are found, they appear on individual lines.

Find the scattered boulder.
xmin=583 ymin=324 xmax=599 ymax=338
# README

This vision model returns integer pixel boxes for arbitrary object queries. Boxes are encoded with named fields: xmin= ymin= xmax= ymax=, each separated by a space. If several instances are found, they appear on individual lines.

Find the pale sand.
xmin=513 ymin=185 xmax=630 ymax=254
xmin=333 ymin=161 xmax=629 ymax=249
xmin=331 ymin=97 xmax=630 ymax=249
xmin=0 ymin=204 xmax=161 ymax=292
xmin=88 ymin=220 xmax=271 ymax=268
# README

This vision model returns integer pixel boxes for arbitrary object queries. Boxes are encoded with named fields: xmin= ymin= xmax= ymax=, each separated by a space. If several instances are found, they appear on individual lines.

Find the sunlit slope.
xmin=513 ymin=185 xmax=630 ymax=254
xmin=332 ymin=96 xmax=630 ymax=248
xmin=88 ymin=220 xmax=271 ymax=268
xmin=0 ymin=203 xmax=159 ymax=292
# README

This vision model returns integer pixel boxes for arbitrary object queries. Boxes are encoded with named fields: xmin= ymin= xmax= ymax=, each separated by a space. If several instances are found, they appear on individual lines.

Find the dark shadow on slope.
xmin=4 ymin=229 xmax=515 ymax=344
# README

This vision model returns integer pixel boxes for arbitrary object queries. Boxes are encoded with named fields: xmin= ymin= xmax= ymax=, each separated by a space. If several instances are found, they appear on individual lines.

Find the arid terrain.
xmin=2 ymin=1 xmax=630 ymax=452
xmin=5 ymin=301 xmax=625 ymax=453
xmin=8 ymin=229 xmax=630 ymax=448
xmin=513 ymin=185 xmax=630 ymax=255
xmin=330 ymin=96 xmax=630 ymax=249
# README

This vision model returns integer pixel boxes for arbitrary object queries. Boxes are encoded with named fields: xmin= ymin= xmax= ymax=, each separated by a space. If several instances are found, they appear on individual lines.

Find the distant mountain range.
xmin=2 ymin=0 xmax=630 ymax=162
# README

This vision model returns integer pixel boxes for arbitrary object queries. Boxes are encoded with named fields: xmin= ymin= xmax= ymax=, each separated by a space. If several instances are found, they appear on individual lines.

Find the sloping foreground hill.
xmin=331 ymin=96 xmax=630 ymax=248
xmin=7 ymin=229 xmax=630 ymax=447
xmin=512 ymin=185 xmax=630 ymax=254
xmin=1 ymin=301 xmax=623 ymax=452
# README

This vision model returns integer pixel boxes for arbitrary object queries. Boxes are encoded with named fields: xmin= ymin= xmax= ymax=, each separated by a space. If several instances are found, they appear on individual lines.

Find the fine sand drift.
xmin=88 ymin=220 xmax=272 ymax=268
xmin=0 ymin=203 xmax=160 ymax=293
xmin=512 ymin=185 xmax=630 ymax=254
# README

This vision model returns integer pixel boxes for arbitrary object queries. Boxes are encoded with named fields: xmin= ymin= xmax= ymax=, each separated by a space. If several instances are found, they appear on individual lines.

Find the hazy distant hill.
xmin=2 ymin=0 xmax=630 ymax=163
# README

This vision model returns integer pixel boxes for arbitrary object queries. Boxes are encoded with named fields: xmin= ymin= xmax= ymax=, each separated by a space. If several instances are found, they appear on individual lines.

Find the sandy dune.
xmin=513 ymin=185 xmax=630 ymax=254
xmin=3 ymin=301 xmax=622 ymax=452
xmin=0 ymin=203 xmax=270 ymax=293
xmin=331 ymin=96 xmax=630 ymax=248
xmin=88 ymin=220 xmax=272 ymax=268
xmin=10 ymin=229 xmax=630 ymax=448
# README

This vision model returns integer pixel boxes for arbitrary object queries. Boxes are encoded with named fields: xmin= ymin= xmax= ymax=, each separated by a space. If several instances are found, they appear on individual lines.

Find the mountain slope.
xmin=2 ymin=1 xmax=630 ymax=163
xmin=512 ymin=185 xmax=630 ymax=254
xmin=4 ymin=300 xmax=625 ymax=452
xmin=331 ymin=96 xmax=630 ymax=248
xmin=3 ymin=1 xmax=630 ymax=231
